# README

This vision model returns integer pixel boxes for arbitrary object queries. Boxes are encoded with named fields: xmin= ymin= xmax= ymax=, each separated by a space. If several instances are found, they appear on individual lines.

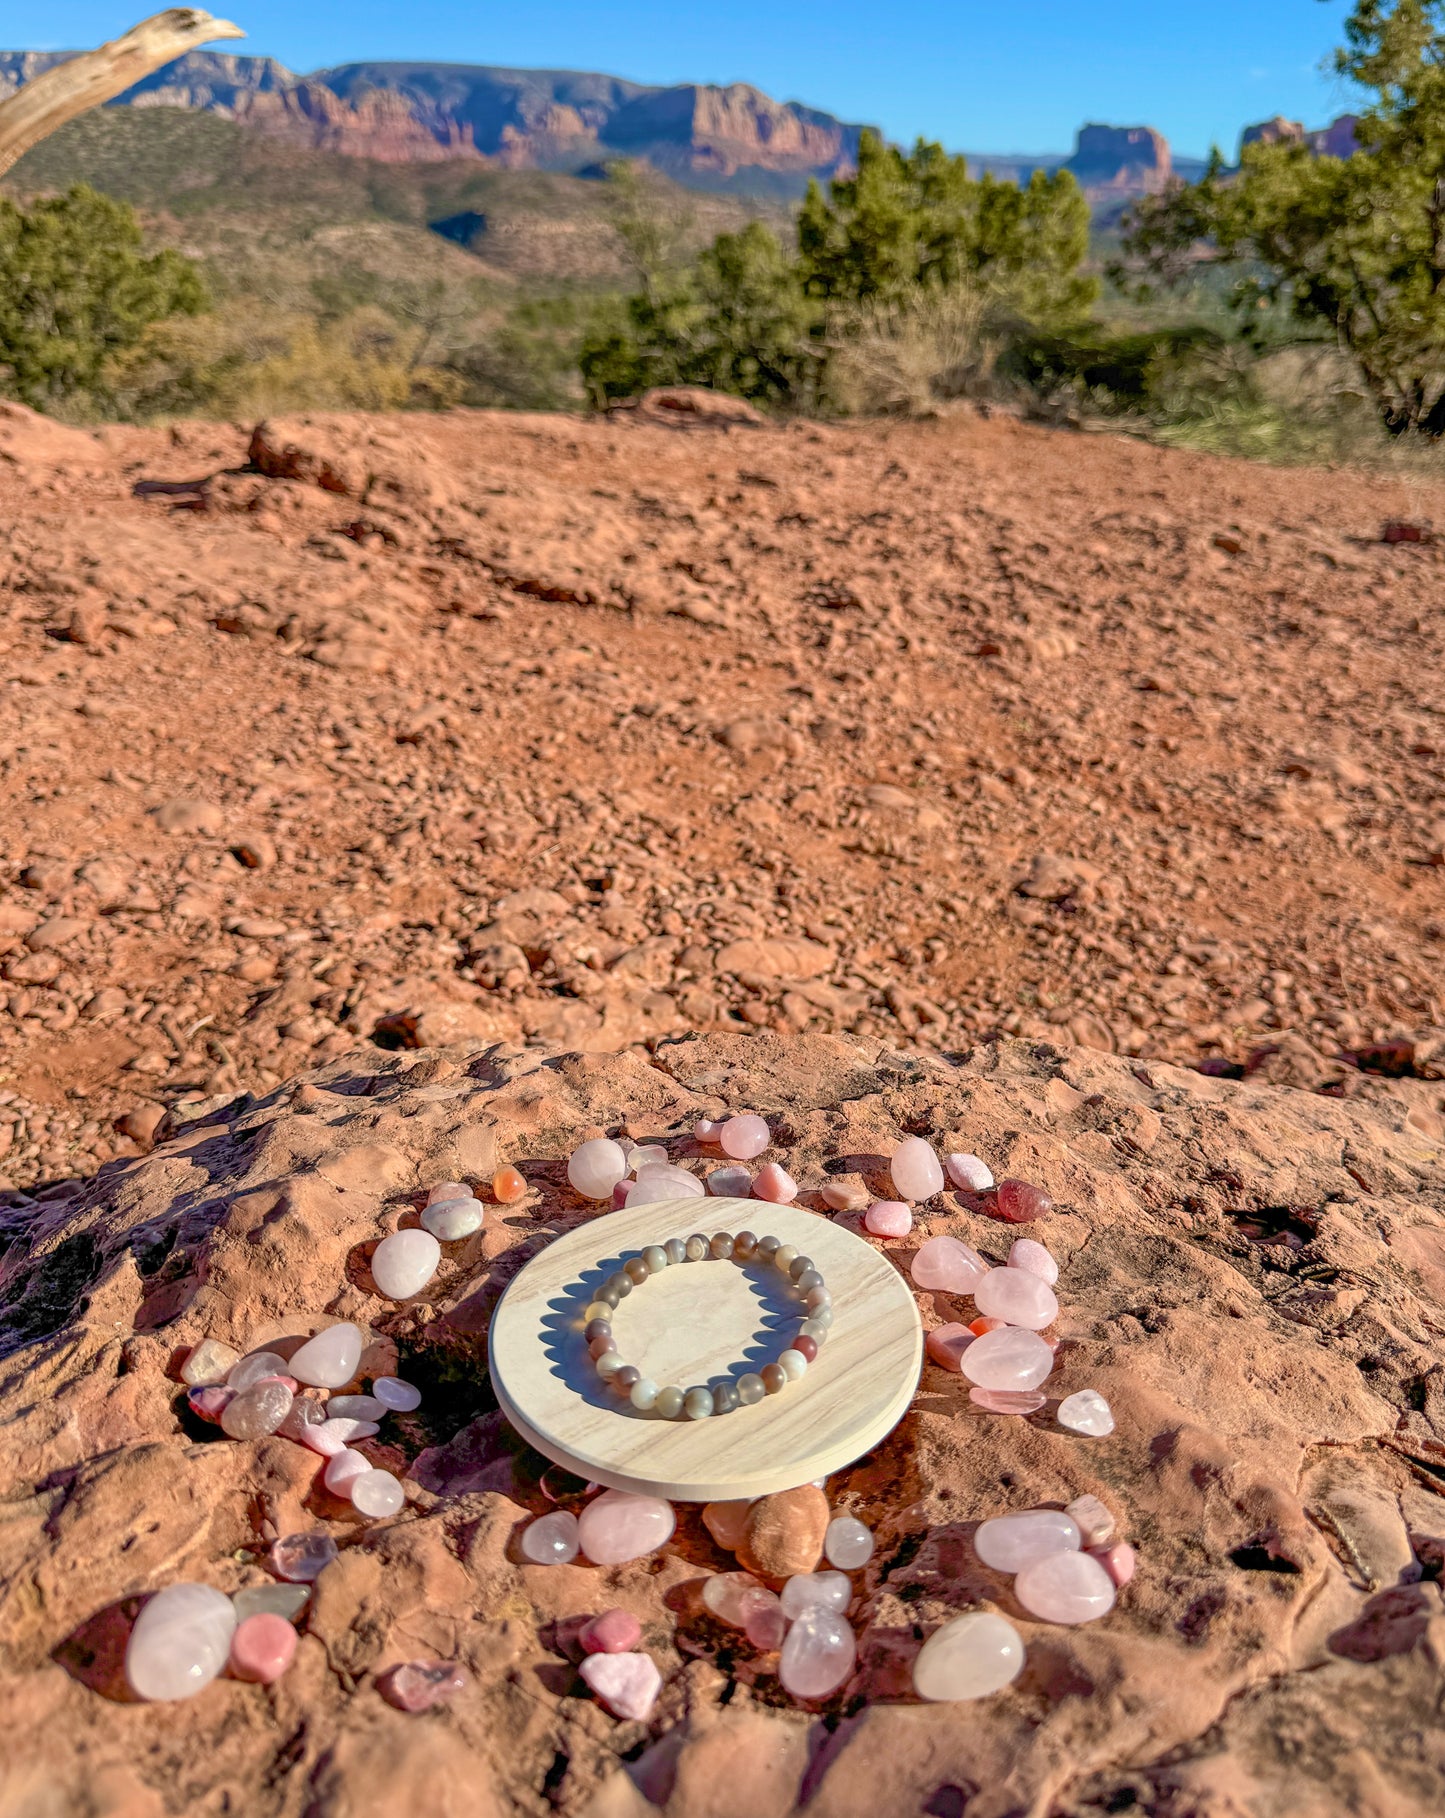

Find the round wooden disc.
xmin=488 ymin=1196 xmax=922 ymax=1503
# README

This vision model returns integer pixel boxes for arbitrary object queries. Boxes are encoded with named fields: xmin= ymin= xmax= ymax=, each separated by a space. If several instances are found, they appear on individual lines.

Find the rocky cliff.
xmin=1240 ymin=112 xmax=1361 ymax=159
xmin=1064 ymin=122 xmax=1173 ymax=194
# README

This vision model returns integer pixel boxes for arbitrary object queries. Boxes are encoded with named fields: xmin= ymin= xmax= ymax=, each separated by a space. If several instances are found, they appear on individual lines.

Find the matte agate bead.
xmin=777 ymin=1349 xmax=807 ymax=1380
xmin=973 ymin=1266 xmax=1059 ymax=1331
xmin=737 ymin=1373 xmax=766 ymax=1405
xmin=710 ymin=1232 xmax=735 ymax=1258
xmin=630 ymin=1377 xmax=659 ymax=1410
xmin=664 ymin=1237 xmax=688 ymax=1264
xmin=655 ymin=1386 xmax=685 ymax=1419
xmin=685 ymin=1234 xmax=709 ymax=1261
xmin=642 ymin=1245 xmax=669 ymax=1274
xmin=733 ymin=1230 xmax=758 ymax=1259
xmin=713 ymin=1381 xmax=741 ymax=1414
xmin=755 ymin=1235 xmax=781 ymax=1261
xmin=761 ymin=1363 xmax=787 ymax=1394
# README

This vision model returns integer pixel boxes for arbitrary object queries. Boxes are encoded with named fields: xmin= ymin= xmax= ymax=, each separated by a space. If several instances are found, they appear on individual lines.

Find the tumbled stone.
xmin=522 ymin=1511 xmax=581 ymax=1564
xmin=1058 ymin=1388 xmax=1115 ymax=1436
xmin=630 ymin=1165 xmax=706 ymax=1204
xmin=626 ymin=1144 xmax=668 ymax=1173
xmin=969 ymin=1386 xmax=1047 ymax=1415
xmin=581 ymin=1609 xmax=642 ymax=1654
xmin=910 ymin=1235 xmax=988 ymax=1294
xmin=270 ymin=1532 xmax=338 ymax=1582
xmin=493 ymin=1165 xmax=528 ymax=1203
xmin=420 ymin=1197 xmax=484 ymax=1241
xmin=227 ymin=1351 xmax=289 ymax=1391
xmin=301 ymin=1417 xmax=370 ymax=1456
xmin=323 ymin=1449 xmax=372 ymax=1499
xmin=372 ymin=1376 xmax=422 ymax=1412
xmin=1092 ymin=1542 xmax=1136 ymax=1587
xmin=580 ymin=1650 xmax=662 ymax=1721
xmin=746 ymin=1599 xmax=787 ymax=1649
xmin=328 ymin=1393 xmax=386 ymax=1421
xmin=973 ymin=1266 xmax=1059 ymax=1330
xmin=231 ymin=1583 xmax=310 ymax=1625
xmin=720 ymin=1114 xmax=770 ymax=1159
xmin=994 ymin=1179 xmax=1053 ymax=1223
xmin=351 ymin=1470 xmax=404 ymax=1518
xmin=694 ymin=1117 xmax=725 ymax=1144
xmin=379 ymin=1660 xmax=467 ymax=1712
xmin=960 ymin=1326 xmax=1054 ymax=1391
xmin=568 ymin=1137 xmax=628 ymax=1201
xmin=221 ymin=1380 xmax=293 ymax=1440
xmin=371 ymin=1228 xmax=440 ymax=1299
xmin=707 ymin=1163 xmax=753 ymax=1197
xmin=125 ymin=1583 xmax=236 ymax=1702
xmin=925 ymin=1323 xmax=974 ymax=1371
xmin=974 ymin=1509 xmax=1082 ymax=1573
xmin=865 ymin=1200 xmax=912 ymax=1237
xmin=779 ymin=1607 xmax=855 ymax=1699
xmin=752 ymin=1161 xmax=798 ymax=1203
xmin=738 ymin=1486 xmax=830 ymax=1580
xmin=946 ymin=1152 xmax=995 ymax=1192
xmin=578 ymin=1490 xmax=675 ymax=1565
xmin=1015 ymin=1548 xmax=1117 ymax=1623
xmin=820 ymin=1178 xmax=869 ymax=1213
xmin=181 ymin=1338 xmax=240 ymax=1387
xmin=427 ymin=1180 xmax=470 ymax=1206
xmin=702 ymin=1499 xmax=754 ymax=1551
xmin=890 ymin=1137 xmax=944 ymax=1202
xmin=289 ymin=1323 xmax=362 ymax=1389
xmin=702 ymin=1572 xmax=772 ymax=1627
xmin=229 ymin=1612 xmax=297 ymax=1684
xmin=780 ymin=1572 xmax=851 ymax=1618
xmin=1007 ymin=1237 xmax=1059 ymax=1283
xmin=187 ymin=1385 xmax=234 ymax=1424
xmin=824 ymin=1516 xmax=873 ymax=1570
xmin=276 ymin=1395 xmax=328 ymax=1443
xmin=913 ymin=1610 xmax=1025 ymax=1702
xmin=1066 ymin=1494 xmax=1117 ymax=1547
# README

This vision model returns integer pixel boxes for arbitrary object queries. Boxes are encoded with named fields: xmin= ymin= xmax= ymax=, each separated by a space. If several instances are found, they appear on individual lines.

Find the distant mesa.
xmin=1064 ymin=123 xmax=1172 ymax=194
xmin=1240 ymin=113 xmax=1360 ymax=159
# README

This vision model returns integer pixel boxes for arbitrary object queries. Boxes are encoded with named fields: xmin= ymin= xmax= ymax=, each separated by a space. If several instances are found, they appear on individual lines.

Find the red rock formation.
xmin=236 ymin=80 xmax=478 ymax=164
xmin=1065 ymin=123 xmax=1172 ymax=195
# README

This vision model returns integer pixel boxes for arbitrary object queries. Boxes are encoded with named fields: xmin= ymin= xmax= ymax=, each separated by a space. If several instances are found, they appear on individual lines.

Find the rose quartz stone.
xmin=780 ymin=1572 xmax=851 ymax=1618
xmin=925 ymin=1323 xmax=974 ymax=1370
xmin=960 ymin=1326 xmax=1054 ymax=1391
xmin=522 ymin=1510 xmax=581 ymax=1564
xmin=228 ymin=1351 xmax=289 ymax=1391
xmin=720 ymin=1114 xmax=770 ymax=1160
xmin=611 ymin=1180 xmax=632 ymax=1209
xmin=221 ymin=1380 xmax=293 ymax=1440
xmin=1057 ymin=1389 xmax=1115 ymax=1435
xmin=890 ymin=1137 xmax=944 ymax=1202
xmin=973 ymin=1266 xmax=1059 ymax=1331
xmin=865 ymin=1200 xmax=912 ymax=1237
xmin=910 ymin=1235 xmax=987 ymax=1294
xmin=1092 ymin=1542 xmax=1136 ymax=1587
xmin=707 ymin=1164 xmax=752 ymax=1196
xmin=913 ymin=1610 xmax=1024 ymax=1702
xmin=629 ymin=1166 xmax=706 ymax=1204
xmin=701 ymin=1572 xmax=773 ymax=1628
xmin=323 ymin=1449 xmax=371 ymax=1498
xmin=1015 ymin=1548 xmax=1117 ymax=1623
xmin=1007 ymin=1237 xmax=1058 ymax=1283
xmin=994 ymin=1179 xmax=1053 ymax=1223
xmin=779 ymin=1608 xmax=855 ymax=1699
xmin=567 ymin=1138 xmax=628 ymax=1200
xmin=427 ymin=1181 xmax=469 ymax=1205
xmin=1066 ymin=1494 xmax=1116 ymax=1547
xmin=752 ymin=1161 xmax=799 ymax=1203
xmin=229 ymin=1612 xmax=297 ymax=1683
xmin=580 ymin=1650 xmax=662 ymax=1720
xmin=745 ymin=1600 xmax=787 ymax=1649
xmin=371 ymin=1228 xmax=440 ymax=1298
xmin=380 ymin=1660 xmax=467 ymax=1711
xmin=581 ymin=1609 xmax=643 ymax=1654
xmin=945 ymin=1152 xmax=995 ymax=1192
xmin=974 ymin=1509 xmax=1082 ymax=1572
xmin=289 ymin=1322 xmax=362 ymax=1389
xmin=694 ymin=1117 xmax=725 ymax=1144
xmin=969 ymin=1386 xmax=1047 ymax=1415
xmin=578 ymin=1490 xmax=675 ymax=1565
xmin=125 ymin=1583 xmax=236 ymax=1702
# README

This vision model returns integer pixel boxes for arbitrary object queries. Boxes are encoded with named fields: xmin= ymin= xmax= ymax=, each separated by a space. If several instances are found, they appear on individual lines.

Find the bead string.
xmin=582 ymin=1231 xmax=833 ymax=1419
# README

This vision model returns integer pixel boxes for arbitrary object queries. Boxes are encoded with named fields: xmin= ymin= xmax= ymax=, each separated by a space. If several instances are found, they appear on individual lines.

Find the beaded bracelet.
xmin=582 ymin=1231 xmax=833 ymax=1419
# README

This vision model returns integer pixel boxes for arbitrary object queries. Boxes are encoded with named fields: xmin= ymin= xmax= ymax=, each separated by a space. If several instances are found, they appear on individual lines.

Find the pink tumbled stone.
xmin=1092 ymin=1542 xmax=1136 ymax=1587
xmin=969 ymin=1386 xmax=1047 ymax=1415
xmin=1015 ymin=1548 xmax=1117 ymax=1623
xmin=960 ymin=1325 xmax=1054 ymax=1391
xmin=720 ymin=1114 xmax=770 ymax=1160
xmin=751 ymin=1161 xmax=798 ymax=1204
xmin=229 ymin=1612 xmax=297 ymax=1684
xmin=925 ymin=1323 xmax=974 ymax=1371
xmin=779 ymin=1608 xmax=856 ymax=1699
xmin=973 ymin=1266 xmax=1059 ymax=1331
xmin=323 ymin=1448 xmax=372 ymax=1498
xmin=890 ymin=1137 xmax=945 ymax=1202
xmin=865 ymin=1200 xmax=912 ymax=1237
xmin=745 ymin=1600 xmax=787 ymax=1650
xmin=427 ymin=1181 xmax=470 ymax=1206
xmin=187 ymin=1385 xmax=234 ymax=1424
xmin=300 ymin=1419 xmax=354 ymax=1458
xmin=946 ymin=1152 xmax=995 ymax=1192
xmin=694 ymin=1117 xmax=725 ymax=1145
xmin=910 ymin=1235 xmax=988 ymax=1294
xmin=580 ymin=1650 xmax=662 ymax=1721
xmin=1007 ymin=1237 xmax=1058 ymax=1284
xmin=580 ymin=1609 xmax=643 ymax=1655
xmin=994 ymin=1179 xmax=1053 ymax=1224
xmin=611 ymin=1179 xmax=632 ymax=1209
xmin=578 ymin=1490 xmax=676 ymax=1565
xmin=380 ymin=1660 xmax=467 ymax=1712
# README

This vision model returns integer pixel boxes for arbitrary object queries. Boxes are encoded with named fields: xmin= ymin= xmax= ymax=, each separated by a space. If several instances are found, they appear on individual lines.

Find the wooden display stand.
xmin=488 ymin=1196 xmax=923 ymax=1502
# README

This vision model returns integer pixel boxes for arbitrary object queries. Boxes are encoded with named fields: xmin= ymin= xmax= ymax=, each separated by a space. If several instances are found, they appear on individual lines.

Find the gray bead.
xmin=712 ymin=1381 xmax=741 ymax=1414
xmin=796 ymin=1268 xmax=824 ymax=1294
xmin=642 ymin=1245 xmax=669 ymax=1274
xmin=683 ymin=1386 xmax=715 ymax=1420
xmin=788 ymin=1255 xmax=813 ymax=1281
xmin=737 ymin=1372 xmax=766 ymax=1405
xmin=664 ymin=1237 xmax=688 ymax=1265
xmin=685 ymin=1234 xmax=709 ymax=1261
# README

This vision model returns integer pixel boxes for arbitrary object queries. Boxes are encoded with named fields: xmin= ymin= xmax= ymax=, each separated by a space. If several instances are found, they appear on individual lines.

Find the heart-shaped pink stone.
xmin=910 ymin=1236 xmax=987 ymax=1294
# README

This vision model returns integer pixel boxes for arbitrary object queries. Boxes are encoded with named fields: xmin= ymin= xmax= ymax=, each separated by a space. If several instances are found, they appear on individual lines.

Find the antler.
xmin=0 ymin=9 xmax=245 ymax=178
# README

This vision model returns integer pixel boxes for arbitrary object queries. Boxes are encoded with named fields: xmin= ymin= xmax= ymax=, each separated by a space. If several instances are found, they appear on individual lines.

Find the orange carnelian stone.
xmin=493 ymin=1165 xmax=527 ymax=1204
xmin=969 ymin=1316 xmax=1006 ymax=1336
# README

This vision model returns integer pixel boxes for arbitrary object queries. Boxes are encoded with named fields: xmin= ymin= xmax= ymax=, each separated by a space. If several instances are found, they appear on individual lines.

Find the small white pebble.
xmin=824 ymin=1515 xmax=874 ymax=1570
xmin=1057 ymin=1389 xmax=1115 ymax=1436
xmin=946 ymin=1153 xmax=994 ymax=1192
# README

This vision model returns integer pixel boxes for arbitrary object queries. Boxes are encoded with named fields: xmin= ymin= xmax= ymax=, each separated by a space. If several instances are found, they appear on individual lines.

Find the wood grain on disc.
xmin=488 ymin=1197 xmax=922 ymax=1502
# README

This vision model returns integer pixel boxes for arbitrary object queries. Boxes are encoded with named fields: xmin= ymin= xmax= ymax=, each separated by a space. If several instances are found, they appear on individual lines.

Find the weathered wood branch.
xmin=0 ymin=10 xmax=244 ymax=179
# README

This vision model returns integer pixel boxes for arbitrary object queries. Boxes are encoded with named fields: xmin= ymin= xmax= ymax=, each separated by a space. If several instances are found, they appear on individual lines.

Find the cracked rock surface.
xmin=2 ymin=1030 xmax=1443 ymax=1816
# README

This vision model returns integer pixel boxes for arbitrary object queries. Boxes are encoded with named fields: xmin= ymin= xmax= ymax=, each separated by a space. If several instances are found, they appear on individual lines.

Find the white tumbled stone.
xmin=372 ymin=1376 xmax=422 ymax=1412
xmin=351 ymin=1470 xmax=405 ymax=1518
xmin=913 ymin=1610 xmax=1024 ymax=1701
xmin=568 ymin=1137 xmax=629 ymax=1200
xmin=1057 ymin=1389 xmax=1115 ymax=1436
xmin=125 ymin=1583 xmax=236 ymax=1702
xmin=945 ymin=1152 xmax=995 ymax=1192
xmin=288 ymin=1323 xmax=362 ymax=1389
xmin=420 ymin=1196 xmax=484 ymax=1240
xmin=371 ymin=1228 xmax=440 ymax=1299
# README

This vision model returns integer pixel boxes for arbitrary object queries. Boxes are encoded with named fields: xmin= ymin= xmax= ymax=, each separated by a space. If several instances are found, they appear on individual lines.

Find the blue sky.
xmin=15 ymin=2 xmax=1363 ymax=159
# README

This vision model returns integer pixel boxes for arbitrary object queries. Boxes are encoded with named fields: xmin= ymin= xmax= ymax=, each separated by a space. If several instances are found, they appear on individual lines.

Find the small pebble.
xmin=380 ymin=1660 xmax=467 ymax=1712
xmin=745 ymin=1600 xmax=787 ymax=1649
xmin=229 ymin=1612 xmax=297 ymax=1683
xmin=629 ymin=1165 xmax=706 ymax=1203
xmin=751 ymin=1161 xmax=798 ymax=1203
xmin=707 ymin=1163 xmax=753 ymax=1196
xmin=994 ymin=1179 xmax=1053 ymax=1223
xmin=567 ymin=1137 xmax=628 ymax=1200
xmin=580 ymin=1650 xmax=662 ymax=1721
xmin=323 ymin=1449 xmax=372 ymax=1498
xmin=231 ymin=1583 xmax=310 ymax=1625
xmin=1007 ymin=1237 xmax=1058 ymax=1283
xmin=960 ymin=1326 xmax=1054 ymax=1392
xmin=945 ymin=1152 xmax=995 ymax=1192
xmin=702 ymin=1571 xmax=773 ymax=1628
xmin=824 ymin=1515 xmax=874 ymax=1570
xmin=969 ymin=1386 xmax=1047 ymax=1415
xmin=579 ymin=1491 xmax=676 ymax=1564
xmin=864 ymin=1200 xmax=912 ymax=1237
xmin=371 ymin=1228 xmax=440 ymax=1299
xmin=720 ymin=1114 xmax=770 ymax=1160
xmin=820 ymin=1178 xmax=869 ymax=1213
xmin=969 ymin=1316 xmax=1006 ymax=1335
xmin=288 ymin=1323 xmax=362 ymax=1390
xmin=492 ymin=1165 xmax=528 ymax=1204
xmin=973 ymin=1266 xmax=1059 ymax=1331
xmin=1015 ymin=1548 xmax=1117 ymax=1623
xmin=913 ymin=1610 xmax=1024 ymax=1702
xmin=580 ymin=1609 xmax=642 ymax=1654
xmin=328 ymin=1394 xmax=386 ymax=1422
xmin=1057 ymin=1389 xmax=1115 ymax=1436
xmin=780 ymin=1572 xmax=851 ymax=1618
xmin=181 ymin=1338 xmax=240 ymax=1387
xmin=227 ymin=1350 xmax=289 ymax=1391
xmin=427 ymin=1181 xmax=469 ymax=1205
xmin=910 ymin=1235 xmax=987 ymax=1294
xmin=522 ymin=1510 xmax=581 ymax=1564
xmin=701 ymin=1499 xmax=754 ymax=1550
xmin=221 ymin=1380 xmax=293 ymax=1440
xmin=626 ymin=1143 xmax=669 ymax=1172
xmin=372 ymin=1376 xmax=422 ymax=1412
xmin=974 ymin=1509 xmax=1081 ymax=1573
xmin=420 ymin=1197 xmax=484 ymax=1240
xmin=1066 ymin=1494 xmax=1116 ymax=1547
xmin=301 ymin=1417 xmax=371 ymax=1456
xmin=1092 ymin=1541 xmax=1137 ymax=1587
xmin=925 ymin=1323 xmax=974 ymax=1371
xmin=890 ymin=1136 xmax=945 ymax=1202
xmin=125 ymin=1583 xmax=236 ymax=1702
xmin=270 ymin=1532 xmax=339 ymax=1582
xmin=187 ymin=1384 xmax=234 ymax=1424
xmin=351 ymin=1470 xmax=405 ymax=1518
xmin=779 ymin=1607 xmax=855 ymax=1699
xmin=694 ymin=1117 xmax=726 ymax=1144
